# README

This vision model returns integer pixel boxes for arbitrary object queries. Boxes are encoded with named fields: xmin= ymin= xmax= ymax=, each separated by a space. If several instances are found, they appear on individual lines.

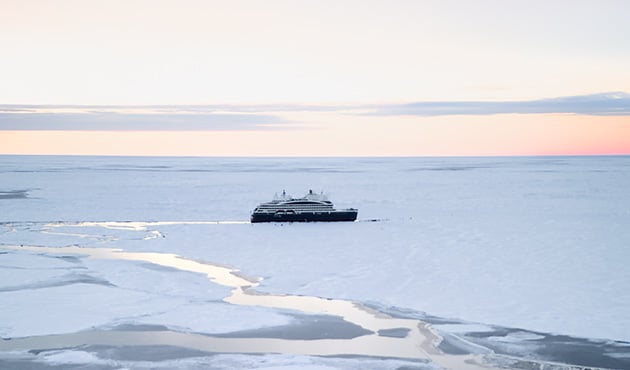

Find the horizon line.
xmin=1 ymin=153 xmax=629 ymax=159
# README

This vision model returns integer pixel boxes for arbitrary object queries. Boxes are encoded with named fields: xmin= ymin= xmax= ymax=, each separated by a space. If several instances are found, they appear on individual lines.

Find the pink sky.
xmin=1 ymin=1 xmax=629 ymax=156
xmin=2 ymin=113 xmax=628 ymax=157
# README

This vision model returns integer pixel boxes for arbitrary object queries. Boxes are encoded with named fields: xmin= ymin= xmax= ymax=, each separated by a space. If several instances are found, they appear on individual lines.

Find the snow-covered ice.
xmin=1 ymin=155 xmax=630 ymax=369
xmin=24 ymin=351 xmax=439 ymax=370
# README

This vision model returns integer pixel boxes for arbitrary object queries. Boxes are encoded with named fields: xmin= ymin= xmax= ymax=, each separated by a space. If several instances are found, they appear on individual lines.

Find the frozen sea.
xmin=1 ymin=155 xmax=630 ymax=369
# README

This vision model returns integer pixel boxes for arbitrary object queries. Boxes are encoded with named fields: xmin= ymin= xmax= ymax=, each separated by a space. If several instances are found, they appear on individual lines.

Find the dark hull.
xmin=251 ymin=210 xmax=358 ymax=223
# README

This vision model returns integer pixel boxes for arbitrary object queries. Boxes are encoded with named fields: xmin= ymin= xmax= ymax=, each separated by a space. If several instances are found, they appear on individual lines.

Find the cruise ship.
xmin=251 ymin=190 xmax=358 ymax=223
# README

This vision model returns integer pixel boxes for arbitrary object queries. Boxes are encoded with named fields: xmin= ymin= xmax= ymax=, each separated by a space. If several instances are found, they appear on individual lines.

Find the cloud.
xmin=0 ymin=111 xmax=288 ymax=131
xmin=1 ymin=92 xmax=628 ymax=131
xmin=0 ymin=104 xmax=353 ymax=114
xmin=367 ymin=92 xmax=630 ymax=116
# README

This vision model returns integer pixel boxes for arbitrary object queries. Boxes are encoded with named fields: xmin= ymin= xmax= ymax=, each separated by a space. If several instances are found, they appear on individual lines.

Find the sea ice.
xmin=0 ymin=248 xmax=292 ymax=338
xmin=1 ymin=155 xmax=630 ymax=368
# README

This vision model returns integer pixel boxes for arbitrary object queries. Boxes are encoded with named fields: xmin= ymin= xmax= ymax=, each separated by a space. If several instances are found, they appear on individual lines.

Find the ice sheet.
xmin=0 ymin=249 xmax=291 ymax=338
xmin=1 ymin=155 xmax=629 ymax=353
xmin=28 ymin=350 xmax=439 ymax=370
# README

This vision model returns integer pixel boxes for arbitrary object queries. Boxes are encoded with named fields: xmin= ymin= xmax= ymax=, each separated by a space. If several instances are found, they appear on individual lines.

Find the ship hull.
xmin=251 ymin=210 xmax=358 ymax=223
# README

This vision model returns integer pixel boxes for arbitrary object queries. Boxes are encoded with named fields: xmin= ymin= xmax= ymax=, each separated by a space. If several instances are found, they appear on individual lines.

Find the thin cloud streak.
xmin=0 ymin=112 xmax=288 ymax=131
xmin=1 ymin=92 xmax=628 ymax=132
xmin=369 ymin=92 xmax=630 ymax=117
xmin=0 ymin=104 xmax=355 ymax=114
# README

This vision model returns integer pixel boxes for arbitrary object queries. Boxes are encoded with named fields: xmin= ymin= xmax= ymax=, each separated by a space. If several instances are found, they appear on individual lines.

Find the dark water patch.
xmin=369 ymin=304 xmax=630 ymax=369
xmin=462 ymin=328 xmax=630 ymax=369
xmin=394 ymin=366 xmax=433 ymax=370
xmin=109 ymin=324 xmax=170 ymax=332
xmin=0 ymin=190 xmax=31 ymax=200
xmin=86 ymin=344 xmax=214 ymax=362
xmin=214 ymin=314 xmax=373 ymax=340
xmin=378 ymin=328 xmax=411 ymax=338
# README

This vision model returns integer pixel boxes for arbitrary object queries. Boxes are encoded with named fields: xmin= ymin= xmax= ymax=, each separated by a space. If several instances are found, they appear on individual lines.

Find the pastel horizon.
xmin=1 ymin=1 xmax=629 ymax=156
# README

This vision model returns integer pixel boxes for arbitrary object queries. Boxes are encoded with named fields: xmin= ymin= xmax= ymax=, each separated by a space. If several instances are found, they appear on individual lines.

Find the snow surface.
xmin=27 ymin=350 xmax=438 ymax=370
xmin=1 ymin=155 xmax=630 ymax=349
xmin=0 ymin=250 xmax=290 ymax=338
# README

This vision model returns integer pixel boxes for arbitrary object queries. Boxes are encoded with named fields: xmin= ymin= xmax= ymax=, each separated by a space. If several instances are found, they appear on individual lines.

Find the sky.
xmin=1 ymin=0 xmax=629 ymax=156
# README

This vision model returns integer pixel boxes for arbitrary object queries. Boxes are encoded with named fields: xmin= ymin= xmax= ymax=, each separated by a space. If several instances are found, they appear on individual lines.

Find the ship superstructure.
xmin=251 ymin=190 xmax=358 ymax=223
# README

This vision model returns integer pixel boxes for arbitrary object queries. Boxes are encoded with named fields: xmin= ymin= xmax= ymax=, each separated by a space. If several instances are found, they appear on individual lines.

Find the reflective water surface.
xmin=1 ymin=237 xmax=496 ymax=370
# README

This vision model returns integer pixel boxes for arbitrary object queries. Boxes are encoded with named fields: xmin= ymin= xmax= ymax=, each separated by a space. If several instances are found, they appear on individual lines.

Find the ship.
xmin=251 ymin=190 xmax=358 ymax=223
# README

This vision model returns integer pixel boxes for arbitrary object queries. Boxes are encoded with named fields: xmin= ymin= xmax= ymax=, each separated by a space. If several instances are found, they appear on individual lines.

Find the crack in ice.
xmin=0 ymin=243 xmax=497 ymax=369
